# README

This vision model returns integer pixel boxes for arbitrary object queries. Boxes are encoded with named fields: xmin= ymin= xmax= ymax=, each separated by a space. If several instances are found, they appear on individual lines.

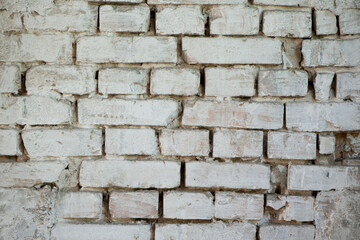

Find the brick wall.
xmin=0 ymin=0 xmax=359 ymax=239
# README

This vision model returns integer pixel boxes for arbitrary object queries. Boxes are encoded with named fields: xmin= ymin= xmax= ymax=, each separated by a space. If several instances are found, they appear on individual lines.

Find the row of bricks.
xmin=57 ymin=191 xmax=314 ymax=221
xmin=2 ymin=65 xmax=359 ymax=100
xmin=2 ymin=0 xmax=359 ymax=35
xmin=1 ymin=160 xmax=359 ymax=191
xmin=1 ymin=34 xmax=359 ymax=66
xmin=1 ymin=96 xmax=360 ymax=131
xmin=1 ymin=128 xmax=335 ymax=159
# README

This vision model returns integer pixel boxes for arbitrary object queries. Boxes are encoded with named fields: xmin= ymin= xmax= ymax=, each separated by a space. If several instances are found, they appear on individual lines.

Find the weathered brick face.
xmin=0 ymin=0 xmax=359 ymax=239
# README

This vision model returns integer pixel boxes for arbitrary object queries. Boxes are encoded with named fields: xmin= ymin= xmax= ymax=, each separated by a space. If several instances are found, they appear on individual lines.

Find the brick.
xmin=0 ymin=11 xmax=22 ymax=31
xmin=22 ymin=128 xmax=102 ymax=157
xmin=0 ymin=34 xmax=72 ymax=64
xmin=215 ymin=192 xmax=264 ymax=220
xmin=149 ymin=0 xmax=247 ymax=4
xmin=267 ymin=132 xmax=316 ymax=160
xmin=343 ymin=133 xmax=360 ymax=159
xmin=286 ymin=102 xmax=360 ymax=131
xmin=335 ymin=0 xmax=360 ymax=14
xmin=80 ymin=160 xmax=180 ymax=188
xmin=163 ymin=191 xmax=213 ymax=220
xmin=159 ymin=129 xmax=209 ymax=156
xmin=340 ymin=9 xmax=360 ymax=35
xmin=100 ymin=5 xmax=150 ymax=33
xmin=26 ymin=65 xmax=96 ymax=96
xmin=52 ymin=223 xmax=151 ymax=240
xmin=182 ymin=100 xmax=283 ymax=130
xmin=78 ymin=98 xmax=178 ymax=126
xmin=319 ymin=135 xmax=335 ymax=154
xmin=266 ymin=195 xmax=314 ymax=221
xmin=0 ymin=129 xmax=21 ymax=156
xmin=258 ymin=70 xmax=308 ymax=97
xmin=0 ymin=161 xmax=65 ymax=187
xmin=155 ymin=222 xmax=256 ymax=240
xmin=302 ymin=39 xmax=360 ymax=67
xmin=59 ymin=192 xmax=103 ymax=219
xmin=77 ymin=36 xmax=177 ymax=63
xmin=0 ymin=95 xmax=72 ymax=125
xmin=90 ymin=0 xmax=143 ymax=2
xmin=205 ymin=67 xmax=257 ymax=97
xmin=210 ymin=6 xmax=259 ymax=35
xmin=156 ymin=6 xmax=205 ymax=35
xmin=98 ymin=68 xmax=148 ymax=95
xmin=288 ymin=165 xmax=360 ymax=191
xmin=213 ymin=130 xmax=263 ymax=158
xmin=336 ymin=72 xmax=360 ymax=100
xmin=314 ymin=72 xmax=334 ymax=101
xmin=0 ymin=0 xmax=54 ymax=14
xmin=263 ymin=10 xmax=312 ymax=38
xmin=0 ymin=187 xmax=55 ymax=239
xmin=259 ymin=225 xmax=315 ymax=240
xmin=315 ymin=190 xmax=360 ymax=240
xmin=253 ymin=0 xmax=334 ymax=9
xmin=186 ymin=161 xmax=270 ymax=190
xmin=105 ymin=128 xmax=157 ymax=156
xmin=182 ymin=37 xmax=282 ymax=65
xmin=24 ymin=1 xmax=97 ymax=32
xmin=0 ymin=65 xmax=20 ymax=94
xmin=150 ymin=68 xmax=200 ymax=96
xmin=109 ymin=191 xmax=158 ymax=219
xmin=315 ymin=10 xmax=338 ymax=35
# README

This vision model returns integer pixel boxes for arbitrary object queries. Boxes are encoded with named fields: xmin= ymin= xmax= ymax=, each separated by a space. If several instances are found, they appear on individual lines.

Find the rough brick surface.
xmin=339 ymin=9 xmax=360 ymax=35
xmin=59 ymin=192 xmax=103 ymax=219
xmin=0 ymin=65 xmax=20 ymax=94
xmin=336 ymin=72 xmax=360 ymax=100
xmin=259 ymin=225 xmax=315 ymax=240
xmin=0 ymin=129 xmax=21 ymax=156
xmin=315 ymin=10 xmax=337 ymax=35
xmin=314 ymin=72 xmax=334 ymax=101
xmin=319 ymin=135 xmax=335 ymax=154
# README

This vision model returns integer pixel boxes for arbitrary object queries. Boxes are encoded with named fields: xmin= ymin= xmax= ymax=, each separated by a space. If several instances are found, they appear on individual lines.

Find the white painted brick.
xmin=26 ymin=65 xmax=96 ymax=96
xmin=314 ymin=72 xmax=334 ymax=101
xmin=77 ymin=36 xmax=177 ymax=63
xmin=0 ymin=161 xmax=65 ymax=187
xmin=267 ymin=132 xmax=316 ymax=160
xmin=210 ymin=6 xmax=259 ymax=35
xmin=105 ymin=128 xmax=157 ymax=156
xmin=336 ymin=72 xmax=360 ymax=99
xmin=315 ymin=10 xmax=338 ymax=35
xmin=160 ymin=129 xmax=209 ymax=156
xmin=0 ymin=0 xmax=54 ymax=14
xmin=0 ymin=65 xmax=20 ymax=94
xmin=319 ymin=135 xmax=335 ymax=154
xmin=302 ymin=39 xmax=360 ymax=67
xmin=340 ymin=9 xmax=360 ymax=35
xmin=156 ymin=6 xmax=205 ymax=35
xmin=0 ymin=34 xmax=72 ymax=64
xmin=98 ymin=68 xmax=148 ymax=95
xmin=205 ymin=67 xmax=257 ymax=97
xmin=288 ymin=165 xmax=360 ymax=191
xmin=59 ymin=192 xmax=103 ymax=219
xmin=186 ymin=161 xmax=270 ymax=190
xmin=51 ymin=223 xmax=151 ymax=240
xmin=155 ymin=222 xmax=256 ymax=240
xmin=263 ymin=10 xmax=312 ymax=38
xmin=109 ymin=191 xmax=158 ymax=219
xmin=78 ymin=98 xmax=178 ymax=126
xmin=286 ymin=102 xmax=360 ymax=131
xmin=253 ymin=0 xmax=334 ymax=10
xmin=24 ymin=2 xmax=97 ymax=32
xmin=22 ymin=128 xmax=102 ymax=157
xmin=182 ymin=37 xmax=282 ymax=64
xmin=0 ymin=95 xmax=72 ymax=125
xmin=100 ymin=5 xmax=150 ymax=33
xmin=90 ymin=0 xmax=143 ymax=2
xmin=215 ymin=192 xmax=264 ymax=220
xmin=266 ymin=195 xmax=314 ymax=221
xmin=0 ymin=129 xmax=21 ymax=156
xmin=0 ymin=187 xmax=55 ymax=239
xmin=259 ymin=225 xmax=315 ymax=240
xmin=182 ymin=100 xmax=283 ymax=130
xmin=164 ymin=191 xmax=213 ymax=220
xmin=149 ymin=0 xmax=247 ymax=4
xmin=0 ymin=11 xmax=22 ymax=31
xmin=258 ymin=70 xmax=308 ymax=97
xmin=335 ymin=0 xmax=360 ymax=14
xmin=151 ymin=68 xmax=200 ymax=96
xmin=213 ymin=130 xmax=263 ymax=158
xmin=80 ymin=160 xmax=180 ymax=188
